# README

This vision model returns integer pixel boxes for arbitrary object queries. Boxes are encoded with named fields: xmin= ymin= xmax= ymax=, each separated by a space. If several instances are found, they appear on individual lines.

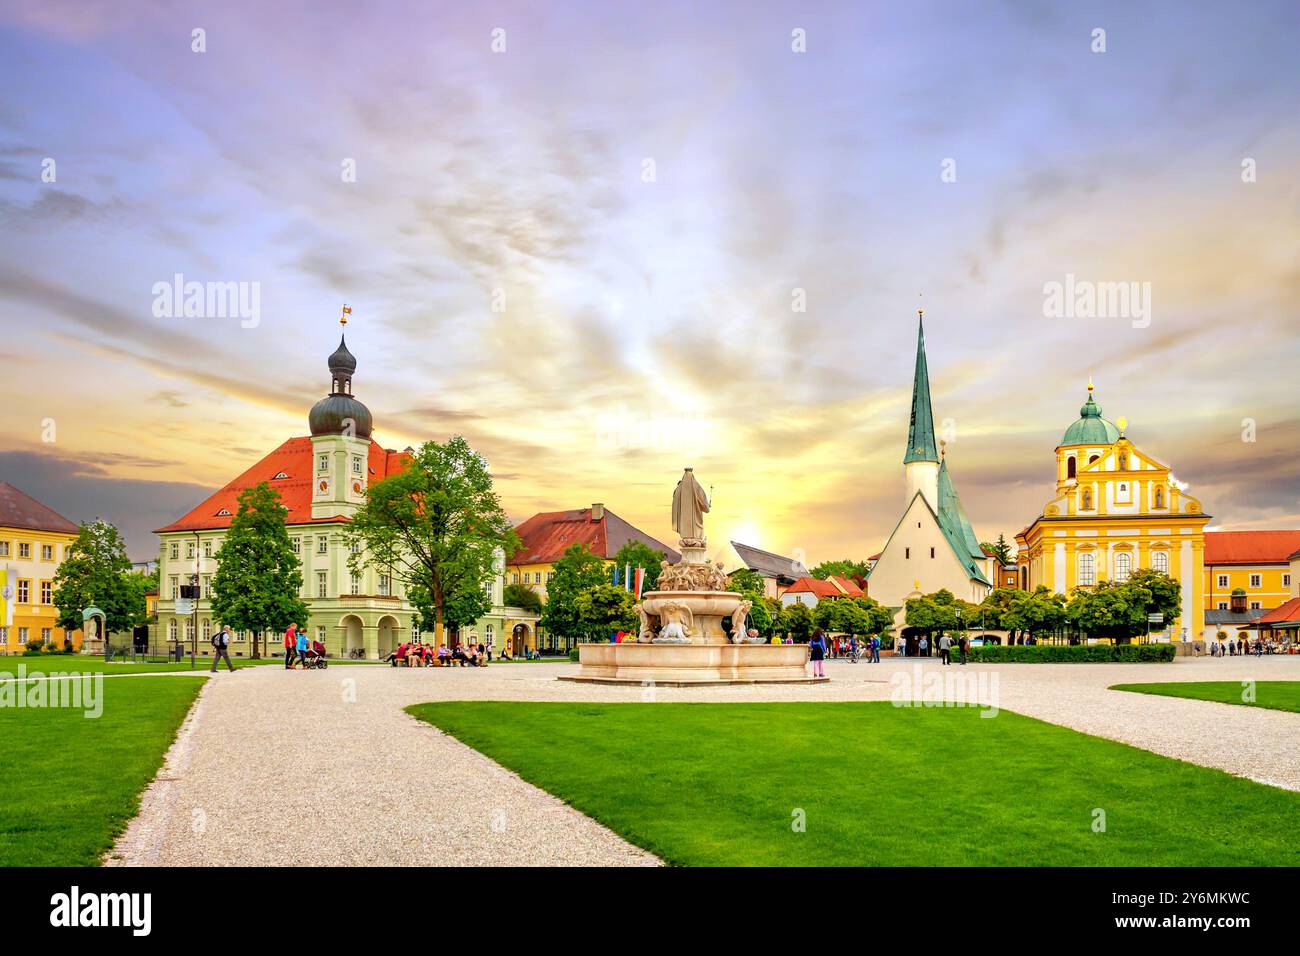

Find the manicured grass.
xmin=0 ymin=675 xmax=204 ymax=865
xmin=0 ymin=655 xmax=274 ymax=677
xmin=1111 ymin=681 xmax=1300 ymax=714
xmin=410 ymin=701 xmax=1300 ymax=866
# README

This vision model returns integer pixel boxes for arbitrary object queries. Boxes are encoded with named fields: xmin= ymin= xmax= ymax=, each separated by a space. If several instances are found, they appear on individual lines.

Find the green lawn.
xmin=410 ymin=701 xmax=1300 ymax=866
xmin=1111 ymin=681 xmax=1300 ymax=714
xmin=0 ymin=655 xmax=275 ymax=677
xmin=0 ymin=675 xmax=205 ymax=865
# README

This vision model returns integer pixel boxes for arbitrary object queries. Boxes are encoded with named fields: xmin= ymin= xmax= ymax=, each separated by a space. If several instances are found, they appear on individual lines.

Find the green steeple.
xmin=904 ymin=313 xmax=939 ymax=464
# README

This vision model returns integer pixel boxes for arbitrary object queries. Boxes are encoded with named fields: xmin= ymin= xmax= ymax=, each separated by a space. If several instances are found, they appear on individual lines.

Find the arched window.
xmin=1152 ymin=551 xmax=1168 ymax=574
xmin=1089 ymin=455 xmax=1099 ymax=464
xmin=1066 ymin=456 xmax=1077 ymax=479
xmin=1079 ymin=553 xmax=1096 ymax=586
xmin=1114 ymin=552 xmax=1131 ymax=582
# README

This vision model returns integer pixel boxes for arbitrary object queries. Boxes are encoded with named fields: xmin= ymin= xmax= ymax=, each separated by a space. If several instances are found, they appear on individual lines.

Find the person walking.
xmin=283 ymin=624 xmax=297 ymax=669
xmin=808 ymin=627 xmax=827 ymax=678
xmin=939 ymin=632 xmax=952 ymax=665
xmin=958 ymin=633 xmax=969 ymax=665
xmin=870 ymin=635 xmax=881 ymax=663
xmin=295 ymin=626 xmax=309 ymax=668
xmin=210 ymin=625 xmax=235 ymax=673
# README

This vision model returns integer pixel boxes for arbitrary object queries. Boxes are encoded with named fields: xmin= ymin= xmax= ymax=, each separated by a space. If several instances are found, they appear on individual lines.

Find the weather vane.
xmin=340 ymin=303 xmax=351 ymax=326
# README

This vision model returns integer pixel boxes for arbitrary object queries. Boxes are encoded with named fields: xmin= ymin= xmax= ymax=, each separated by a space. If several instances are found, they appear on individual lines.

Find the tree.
xmin=776 ymin=601 xmax=815 ymax=642
xmin=815 ymin=598 xmax=871 ymax=638
xmin=347 ymin=436 xmax=518 ymax=646
xmin=210 ymin=483 xmax=308 ymax=658
xmin=503 ymin=582 xmax=543 ymax=613
xmin=981 ymin=534 xmax=1013 ymax=566
xmin=539 ymin=543 xmax=609 ymax=643
xmin=610 ymin=540 xmax=666 ymax=593
xmin=1065 ymin=570 xmax=1180 ymax=644
xmin=727 ymin=567 xmax=766 ymax=596
xmin=809 ymin=559 xmax=871 ymax=582
xmin=1005 ymin=586 xmax=1067 ymax=642
xmin=574 ymin=583 xmax=638 ymax=639
xmin=851 ymin=596 xmax=896 ymax=638
xmin=52 ymin=520 xmax=143 ymax=638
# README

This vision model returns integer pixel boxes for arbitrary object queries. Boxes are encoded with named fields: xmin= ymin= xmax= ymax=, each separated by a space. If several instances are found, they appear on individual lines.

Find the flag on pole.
xmin=634 ymin=566 xmax=645 ymax=600
xmin=624 ymin=563 xmax=631 ymax=592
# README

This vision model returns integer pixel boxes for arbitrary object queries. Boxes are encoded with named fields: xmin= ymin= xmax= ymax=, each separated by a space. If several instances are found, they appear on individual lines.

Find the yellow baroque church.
xmin=1015 ymin=383 xmax=1209 ymax=642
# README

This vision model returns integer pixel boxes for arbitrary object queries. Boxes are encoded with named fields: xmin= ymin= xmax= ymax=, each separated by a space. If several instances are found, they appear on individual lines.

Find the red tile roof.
xmin=1256 ymin=597 xmax=1300 ymax=625
xmin=785 ymin=575 xmax=864 ymax=599
xmin=511 ymin=507 xmax=679 ymax=565
xmin=0 ymin=482 xmax=78 ymax=534
xmin=155 ymin=437 xmax=411 ymax=533
xmin=1204 ymin=530 xmax=1300 ymax=566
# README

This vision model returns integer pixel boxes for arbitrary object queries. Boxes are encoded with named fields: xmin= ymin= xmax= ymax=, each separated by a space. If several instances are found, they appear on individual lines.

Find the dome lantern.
xmin=1061 ymin=382 xmax=1120 ymax=446
xmin=309 ymin=305 xmax=373 ymax=439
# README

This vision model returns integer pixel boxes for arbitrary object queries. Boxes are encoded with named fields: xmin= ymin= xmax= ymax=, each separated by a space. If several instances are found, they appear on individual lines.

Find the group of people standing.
xmin=806 ymin=629 xmax=883 ymax=677
xmin=1210 ymin=636 xmax=1283 ymax=657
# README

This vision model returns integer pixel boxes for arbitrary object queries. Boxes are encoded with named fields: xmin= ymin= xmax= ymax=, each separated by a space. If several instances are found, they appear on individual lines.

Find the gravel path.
xmin=108 ymin=655 xmax=1300 ymax=865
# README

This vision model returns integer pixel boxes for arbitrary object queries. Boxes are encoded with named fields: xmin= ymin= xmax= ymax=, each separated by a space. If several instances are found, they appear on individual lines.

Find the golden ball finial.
xmin=1117 ymin=415 xmax=1128 ymax=435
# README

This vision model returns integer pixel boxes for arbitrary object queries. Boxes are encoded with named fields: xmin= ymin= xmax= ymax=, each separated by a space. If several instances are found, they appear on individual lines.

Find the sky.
xmin=0 ymin=0 xmax=1297 ymax=562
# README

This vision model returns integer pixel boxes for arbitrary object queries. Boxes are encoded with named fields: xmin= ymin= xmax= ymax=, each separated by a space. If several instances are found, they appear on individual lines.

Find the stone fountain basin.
xmin=638 ymin=589 xmax=744 ymax=622
xmin=563 ymin=642 xmax=820 ymax=685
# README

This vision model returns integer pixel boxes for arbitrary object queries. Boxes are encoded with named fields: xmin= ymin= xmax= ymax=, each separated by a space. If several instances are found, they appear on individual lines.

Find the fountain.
xmin=561 ymin=468 xmax=826 ymax=685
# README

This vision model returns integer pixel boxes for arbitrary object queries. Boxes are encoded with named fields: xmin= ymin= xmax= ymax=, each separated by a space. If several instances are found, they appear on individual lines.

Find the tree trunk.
xmin=251 ymin=630 xmax=261 ymax=659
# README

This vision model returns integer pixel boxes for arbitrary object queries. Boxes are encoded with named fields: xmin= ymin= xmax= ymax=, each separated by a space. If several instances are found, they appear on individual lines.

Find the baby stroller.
xmin=301 ymin=640 xmax=329 ymax=669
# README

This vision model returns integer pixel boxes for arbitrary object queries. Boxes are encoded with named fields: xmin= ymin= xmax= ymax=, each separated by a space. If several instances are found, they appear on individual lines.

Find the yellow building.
xmin=0 ymin=482 xmax=83 ymax=653
xmin=1015 ymin=384 xmax=1210 ymax=642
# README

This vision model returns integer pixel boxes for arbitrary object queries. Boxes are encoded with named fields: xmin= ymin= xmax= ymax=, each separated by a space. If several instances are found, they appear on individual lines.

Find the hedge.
xmin=965 ymin=644 xmax=1177 ymax=663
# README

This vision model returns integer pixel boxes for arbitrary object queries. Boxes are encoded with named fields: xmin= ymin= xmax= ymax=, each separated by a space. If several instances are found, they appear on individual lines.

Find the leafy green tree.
xmin=210 ymin=483 xmax=308 ymax=658
xmin=1005 ymin=586 xmax=1067 ymax=641
xmin=809 ymin=559 xmax=871 ymax=581
xmin=777 ymin=601 xmax=815 ymax=642
xmin=851 ymin=595 xmax=895 ymax=637
xmin=503 ymin=582 xmax=543 ymax=613
xmin=52 ymin=520 xmax=143 ymax=637
xmin=1065 ymin=570 xmax=1180 ymax=644
xmin=815 ymin=598 xmax=872 ymax=638
xmin=610 ymin=540 xmax=666 ymax=592
xmin=727 ymin=567 xmax=766 ymax=595
xmin=980 ymin=534 xmax=1013 ymax=566
xmin=978 ymin=587 xmax=1026 ymax=634
xmin=574 ymin=583 xmax=638 ymax=639
xmin=539 ymin=543 xmax=609 ymax=643
xmin=347 ymin=436 xmax=518 ymax=645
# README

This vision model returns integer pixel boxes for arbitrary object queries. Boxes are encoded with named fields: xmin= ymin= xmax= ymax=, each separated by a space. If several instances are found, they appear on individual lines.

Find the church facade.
xmin=1014 ymin=383 xmax=1209 ymax=641
xmin=866 ymin=315 xmax=992 ymax=629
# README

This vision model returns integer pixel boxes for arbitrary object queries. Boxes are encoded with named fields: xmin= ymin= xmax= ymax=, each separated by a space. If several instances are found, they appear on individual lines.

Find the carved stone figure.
xmin=651 ymin=600 xmax=694 ymax=644
xmin=729 ymin=599 xmax=753 ymax=643
xmin=636 ymin=604 xmax=656 ymax=643
xmin=671 ymin=467 xmax=709 ymax=543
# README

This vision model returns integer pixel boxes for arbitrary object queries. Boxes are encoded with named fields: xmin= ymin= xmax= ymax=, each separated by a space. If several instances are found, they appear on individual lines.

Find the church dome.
xmin=308 ymin=326 xmax=372 ymax=438
xmin=1061 ymin=386 xmax=1120 ymax=446
xmin=309 ymin=394 xmax=372 ymax=438
xmin=328 ymin=335 xmax=357 ymax=376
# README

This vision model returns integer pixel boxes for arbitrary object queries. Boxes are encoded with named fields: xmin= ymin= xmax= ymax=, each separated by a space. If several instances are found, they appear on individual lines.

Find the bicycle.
xmin=348 ymin=647 xmax=367 ymax=660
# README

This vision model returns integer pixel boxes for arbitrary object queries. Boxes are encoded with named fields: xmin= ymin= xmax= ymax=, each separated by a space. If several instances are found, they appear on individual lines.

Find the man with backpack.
xmin=210 ymin=625 xmax=235 ymax=673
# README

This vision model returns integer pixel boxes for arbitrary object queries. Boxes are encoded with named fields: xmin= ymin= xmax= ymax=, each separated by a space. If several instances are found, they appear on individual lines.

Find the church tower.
xmin=903 ymin=312 xmax=940 ymax=510
xmin=308 ymin=307 xmax=374 ymax=520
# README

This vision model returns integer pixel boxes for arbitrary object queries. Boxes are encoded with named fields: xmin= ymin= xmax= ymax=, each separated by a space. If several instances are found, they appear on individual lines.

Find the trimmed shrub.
xmin=568 ymin=648 xmax=580 ymax=662
xmin=965 ymin=643 xmax=1177 ymax=663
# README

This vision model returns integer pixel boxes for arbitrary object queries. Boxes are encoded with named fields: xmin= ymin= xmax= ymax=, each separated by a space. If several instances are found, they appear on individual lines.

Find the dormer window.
xmin=216 ymin=508 xmax=232 ymax=517
xmin=272 ymin=471 xmax=289 ymax=480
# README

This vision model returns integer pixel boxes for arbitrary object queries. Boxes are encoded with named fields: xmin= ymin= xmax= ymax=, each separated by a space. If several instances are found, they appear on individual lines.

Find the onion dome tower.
xmin=309 ymin=308 xmax=373 ymax=440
